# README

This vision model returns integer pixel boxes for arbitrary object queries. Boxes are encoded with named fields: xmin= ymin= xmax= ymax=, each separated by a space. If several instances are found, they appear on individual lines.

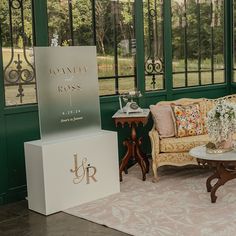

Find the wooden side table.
xmin=190 ymin=145 xmax=236 ymax=203
xmin=112 ymin=109 xmax=150 ymax=181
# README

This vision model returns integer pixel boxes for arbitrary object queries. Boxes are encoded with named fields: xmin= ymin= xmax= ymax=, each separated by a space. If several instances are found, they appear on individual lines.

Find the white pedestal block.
xmin=24 ymin=130 xmax=120 ymax=215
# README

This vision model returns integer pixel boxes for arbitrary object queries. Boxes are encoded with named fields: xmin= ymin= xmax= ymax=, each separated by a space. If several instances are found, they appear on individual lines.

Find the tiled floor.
xmin=0 ymin=200 xmax=129 ymax=236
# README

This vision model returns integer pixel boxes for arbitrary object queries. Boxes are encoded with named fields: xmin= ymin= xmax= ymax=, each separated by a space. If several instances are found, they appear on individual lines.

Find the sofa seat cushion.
xmin=160 ymin=134 xmax=209 ymax=153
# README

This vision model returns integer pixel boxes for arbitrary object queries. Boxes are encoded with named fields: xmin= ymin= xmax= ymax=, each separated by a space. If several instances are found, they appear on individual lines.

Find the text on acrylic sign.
xmin=34 ymin=46 xmax=101 ymax=141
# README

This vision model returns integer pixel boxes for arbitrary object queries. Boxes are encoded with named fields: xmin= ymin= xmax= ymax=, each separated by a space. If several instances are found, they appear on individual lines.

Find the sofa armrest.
xmin=149 ymin=125 xmax=160 ymax=160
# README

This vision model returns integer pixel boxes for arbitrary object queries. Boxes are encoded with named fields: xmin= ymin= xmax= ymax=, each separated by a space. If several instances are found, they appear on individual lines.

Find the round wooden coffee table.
xmin=190 ymin=145 xmax=236 ymax=203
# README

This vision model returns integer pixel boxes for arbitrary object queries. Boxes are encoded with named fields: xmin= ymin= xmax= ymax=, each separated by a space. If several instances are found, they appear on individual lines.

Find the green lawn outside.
xmin=1 ymin=48 xmax=226 ymax=105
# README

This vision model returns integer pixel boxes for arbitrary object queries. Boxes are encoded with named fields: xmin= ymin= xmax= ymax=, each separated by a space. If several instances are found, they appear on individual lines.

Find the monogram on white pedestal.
xmin=70 ymin=153 xmax=97 ymax=185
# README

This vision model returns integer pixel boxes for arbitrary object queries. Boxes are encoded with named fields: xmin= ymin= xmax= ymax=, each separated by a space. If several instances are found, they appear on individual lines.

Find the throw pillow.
xmin=150 ymin=104 xmax=175 ymax=138
xmin=171 ymin=103 xmax=204 ymax=138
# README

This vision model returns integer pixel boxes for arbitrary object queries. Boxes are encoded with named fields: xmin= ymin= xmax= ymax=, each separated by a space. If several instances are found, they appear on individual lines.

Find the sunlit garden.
xmin=0 ymin=0 xmax=228 ymax=105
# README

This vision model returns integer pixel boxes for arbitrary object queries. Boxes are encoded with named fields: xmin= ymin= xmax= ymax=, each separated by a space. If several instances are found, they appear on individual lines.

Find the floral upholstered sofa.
xmin=149 ymin=94 xmax=236 ymax=182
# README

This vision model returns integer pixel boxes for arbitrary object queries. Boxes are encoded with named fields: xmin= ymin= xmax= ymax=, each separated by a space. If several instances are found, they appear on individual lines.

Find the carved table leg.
xmin=119 ymin=140 xmax=132 ymax=182
xmin=206 ymin=171 xmax=219 ymax=192
xmin=207 ymin=163 xmax=236 ymax=203
xmin=138 ymin=138 xmax=149 ymax=173
xmin=135 ymin=143 xmax=147 ymax=181
xmin=145 ymin=157 xmax=150 ymax=174
xmin=130 ymin=123 xmax=148 ymax=181
xmin=119 ymin=122 xmax=149 ymax=181
xmin=211 ymin=180 xmax=223 ymax=203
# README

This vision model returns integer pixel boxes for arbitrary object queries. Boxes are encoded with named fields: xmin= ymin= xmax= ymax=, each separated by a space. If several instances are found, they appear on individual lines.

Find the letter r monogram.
xmin=86 ymin=164 xmax=97 ymax=184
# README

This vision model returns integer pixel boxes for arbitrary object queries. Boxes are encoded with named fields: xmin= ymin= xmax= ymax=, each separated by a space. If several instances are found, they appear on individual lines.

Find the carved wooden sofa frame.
xmin=149 ymin=95 xmax=236 ymax=182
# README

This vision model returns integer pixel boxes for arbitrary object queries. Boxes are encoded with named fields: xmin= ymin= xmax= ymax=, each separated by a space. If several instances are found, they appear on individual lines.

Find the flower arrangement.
xmin=206 ymin=100 xmax=236 ymax=148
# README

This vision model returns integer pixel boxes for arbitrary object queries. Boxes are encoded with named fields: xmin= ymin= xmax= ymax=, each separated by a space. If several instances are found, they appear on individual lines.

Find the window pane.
xmin=48 ymin=1 xmax=70 ymax=45
xmin=97 ymin=56 xmax=114 ymax=77
xmin=99 ymin=78 xmax=115 ymax=96
xmin=47 ymin=0 xmax=136 ymax=96
xmin=173 ymin=73 xmax=185 ymax=88
xmin=172 ymin=0 xmax=225 ymax=88
xmin=96 ymin=0 xmax=136 ymax=95
xmin=214 ymin=70 xmax=224 ymax=84
xmin=213 ymin=0 xmax=224 ymax=71
xmin=187 ymin=73 xmax=198 ymax=86
xmin=186 ymin=1 xmax=198 ymax=74
xmin=145 ymin=75 xmax=164 ymax=90
xmin=1 ymin=0 xmax=36 ymax=106
xmin=143 ymin=0 xmax=164 ymax=91
xmin=118 ymin=57 xmax=134 ymax=76
xmin=201 ymin=71 xmax=212 ymax=85
xmin=5 ymin=84 xmax=36 ymax=106
xmin=95 ymin=0 xmax=115 ymax=77
xmin=119 ymin=77 xmax=135 ymax=93
xmin=72 ymin=0 xmax=93 ymax=45
xmin=47 ymin=0 xmax=93 ymax=46
xmin=117 ymin=1 xmax=135 ymax=77
xmin=172 ymin=1 xmax=185 ymax=74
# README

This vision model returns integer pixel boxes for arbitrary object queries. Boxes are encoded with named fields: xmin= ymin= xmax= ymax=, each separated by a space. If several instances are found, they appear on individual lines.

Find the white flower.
xmin=51 ymin=33 xmax=59 ymax=47
xmin=206 ymin=100 xmax=236 ymax=144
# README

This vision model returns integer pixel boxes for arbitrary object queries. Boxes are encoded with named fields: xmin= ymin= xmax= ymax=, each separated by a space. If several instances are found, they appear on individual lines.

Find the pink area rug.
xmin=64 ymin=165 xmax=236 ymax=236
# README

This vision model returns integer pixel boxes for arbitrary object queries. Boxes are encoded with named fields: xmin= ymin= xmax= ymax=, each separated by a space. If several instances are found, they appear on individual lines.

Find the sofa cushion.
xmin=160 ymin=134 xmax=209 ymax=153
xmin=150 ymin=104 xmax=175 ymax=138
xmin=171 ymin=103 xmax=204 ymax=137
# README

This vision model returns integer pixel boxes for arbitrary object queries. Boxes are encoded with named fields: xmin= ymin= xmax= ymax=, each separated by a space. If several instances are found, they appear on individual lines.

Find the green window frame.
xmin=171 ymin=0 xmax=225 ymax=89
xmin=0 ymin=0 xmax=232 ymax=105
xmin=47 ymin=0 xmax=137 ymax=96
xmin=233 ymin=0 xmax=236 ymax=82
xmin=143 ymin=0 xmax=165 ymax=92
xmin=1 ymin=0 xmax=36 ymax=106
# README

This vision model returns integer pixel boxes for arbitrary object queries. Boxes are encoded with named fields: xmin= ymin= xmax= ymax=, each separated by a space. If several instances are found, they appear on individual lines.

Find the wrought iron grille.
xmin=2 ymin=0 xmax=36 ymax=106
xmin=144 ymin=0 xmax=164 ymax=91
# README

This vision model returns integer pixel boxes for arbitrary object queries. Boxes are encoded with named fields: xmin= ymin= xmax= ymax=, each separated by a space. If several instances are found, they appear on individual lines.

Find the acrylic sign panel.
xmin=34 ymin=46 xmax=101 ymax=141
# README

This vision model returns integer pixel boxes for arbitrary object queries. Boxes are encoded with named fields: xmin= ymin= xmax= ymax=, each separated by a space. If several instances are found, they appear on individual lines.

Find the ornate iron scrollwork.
xmin=3 ymin=0 xmax=35 ymax=105
xmin=145 ymin=57 xmax=163 ymax=88
xmin=145 ymin=0 xmax=164 ymax=90
xmin=11 ymin=0 xmax=22 ymax=9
